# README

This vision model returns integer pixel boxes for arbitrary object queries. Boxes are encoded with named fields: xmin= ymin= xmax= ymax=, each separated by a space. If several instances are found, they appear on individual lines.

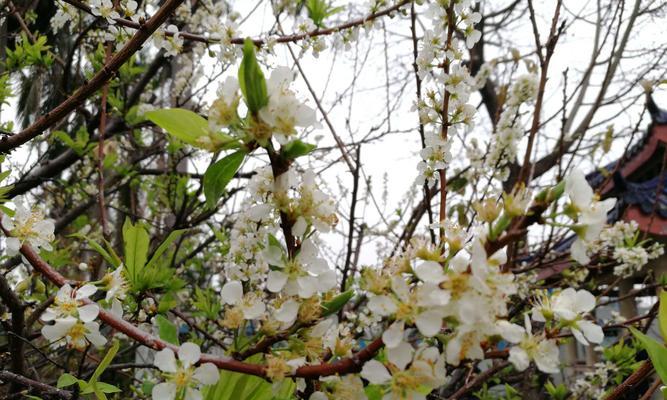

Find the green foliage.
xmin=57 ymin=340 xmax=121 ymax=400
xmin=321 ymin=290 xmax=354 ymax=316
xmin=281 ymin=139 xmax=317 ymax=160
xmin=122 ymin=219 xmax=185 ymax=292
xmin=545 ymin=380 xmax=568 ymax=400
xmin=630 ymin=327 xmax=667 ymax=386
xmin=631 ymin=293 xmax=667 ymax=390
xmin=659 ymin=291 xmax=667 ymax=340
xmin=70 ymin=233 xmax=122 ymax=268
xmin=193 ymin=287 xmax=223 ymax=320
xmin=238 ymin=39 xmax=268 ymax=115
xmin=156 ymin=314 xmax=180 ymax=345
xmin=203 ymin=362 xmax=296 ymax=400
xmin=474 ymin=383 xmax=521 ymax=400
xmin=53 ymin=126 xmax=94 ymax=156
xmin=304 ymin=0 xmax=344 ymax=28
xmin=203 ymin=150 xmax=246 ymax=208
xmin=601 ymin=338 xmax=642 ymax=384
xmin=0 ymin=74 xmax=12 ymax=107
xmin=145 ymin=108 xmax=237 ymax=151
xmin=6 ymin=33 xmax=54 ymax=69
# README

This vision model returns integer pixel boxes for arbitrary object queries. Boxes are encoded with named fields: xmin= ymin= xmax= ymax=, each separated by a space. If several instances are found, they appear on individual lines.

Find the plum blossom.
xmin=565 ymin=169 xmax=616 ymax=264
xmin=152 ymin=342 xmax=219 ymax=400
xmin=533 ymin=288 xmax=604 ymax=345
xmin=220 ymin=280 xmax=266 ymax=320
xmin=367 ymin=275 xmax=448 ymax=347
xmin=264 ymin=238 xmax=336 ymax=298
xmin=360 ymin=343 xmax=446 ymax=399
xmin=2 ymin=197 xmax=55 ymax=255
xmin=499 ymin=314 xmax=560 ymax=373
xmin=258 ymin=67 xmax=318 ymax=143
xmin=41 ymin=284 xmax=106 ymax=349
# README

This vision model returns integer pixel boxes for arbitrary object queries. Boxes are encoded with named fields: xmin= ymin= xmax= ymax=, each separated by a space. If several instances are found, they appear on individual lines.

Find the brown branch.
xmin=447 ymin=361 xmax=510 ymax=400
xmin=0 ymin=370 xmax=73 ymax=399
xmin=16 ymin=240 xmax=386 ymax=379
xmin=515 ymin=0 xmax=563 ymax=186
xmin=60 ymin=0 xmax=410 ymax=47
xmin=604 ymin=360 xmax=653 ymax=400
xmin=0 ymin=0 xmax=186 ymax=153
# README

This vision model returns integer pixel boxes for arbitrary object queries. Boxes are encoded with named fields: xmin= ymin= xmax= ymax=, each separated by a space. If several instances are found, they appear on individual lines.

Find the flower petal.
xmin=152 ymin=382 xmax=177 ymax=400
xmin=387 ymin=341 xmax=414 ymax=371
xmin=367 ymin=295 xmax=397 ymax=317
xmin=77 ymin=304 xmax=100 ymax=322
xmin=193 ymin=363 xmax=219 ymax=385
xmin=275 ymin=299 xmax=299 ymax=324
xmin=360 ymin=360 xmax=391 ymax=384
xmin=266 ymin=271 xmax=288 ymax=293
xmin=178 ymin=342 xmax=202 ymax=367
xmin=414 ymin=261 xmax=446 ymax=283
xmin=221 ymin=281 xmax=243 ymax=305
xmin=154 ymin=348 xmax=178 ymax=373
xmin=415 ymin=309 xmax=443 ymax=337
xmin=76 ymin=284 xmax=97 ymax=299
xmin=382 ymin=321 xmax=405 ymax=349
xmin=578 ymin=320 xmax=604 ymax=344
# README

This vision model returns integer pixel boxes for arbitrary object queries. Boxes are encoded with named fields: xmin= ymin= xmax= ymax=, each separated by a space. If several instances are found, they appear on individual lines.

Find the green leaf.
xmin=630 ymin=327 xmax=667 ymax=384
xmin=281 ymin=139 xmax=317 ymax=160
xmin=90 ymin=340 xmax=119 ymax=384
xmin=364 ymin=384 xmax=384 ymax=400
xmin=70 ymin=234 xmax=121 ymax=268
xmin=145 ymin=229 xmax=185 ymax=270
xmin=157 ymin=292 xmax=179 ymax=313
xmin=156 ymin=314 xmax=179 ymax=345
xmin=122 ymin=218 xmax=150 ymax=288
xmin=57 ymin=373 xmax=79 ymax=388
xmin=203 ymin=150 xmax=246 ymax=208
xmin=146 ymin=108 xmax=210 ymax=148
xmin=238 ymin=39 xmax=268 ymax=115
xmin=321 ymin=290 xmax=354 ymax=317
xmin=95 ymin=382 xmax=121 ymax=393
xmin=659 ymin=291 xmax=667 ymax=341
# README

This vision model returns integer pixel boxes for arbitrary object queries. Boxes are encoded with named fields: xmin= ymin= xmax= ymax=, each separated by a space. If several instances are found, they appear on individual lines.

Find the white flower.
xmin=42 ymin=317 xmax=107 ymax=350
xmin=264 ymin=238 xmax=336 ymax=298
xmin=360 ymin=343 xmax=446 ymax=398
xmin=220 ymin=280 xmax=266 ymax=320
xmin=565 ymin=169 xmax=616 ymax=264
xmin=41 ymin=284 xmax=105 ymax=349
xmin=274 ymin=299 xmax=300 ymax=325
xmin=257 ymin=67 xmax=317 ymax=143
xmin=533 ymin=288 xmax=604 ymax=345
xmin=101 ymin=266 xmax=128 ymax=302
xmin=2 ymin=198 xmax=55 ymax=255
xmin=152 ymin=342 xmax=219 ymax=400
xmin=42 ymin=284 xmax=99 ymax=322
xmin=90 ymin=0 xmax=120 ymax=23
xmin=367 ymin=276 xmax=447 ymax=346
xmin=500 ymin=315 xmax=560 ymax=373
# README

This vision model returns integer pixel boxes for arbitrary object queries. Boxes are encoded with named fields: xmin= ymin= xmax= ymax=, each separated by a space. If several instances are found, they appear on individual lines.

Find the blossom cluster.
xmin=414 ymin=1 xmax=484 ymax=187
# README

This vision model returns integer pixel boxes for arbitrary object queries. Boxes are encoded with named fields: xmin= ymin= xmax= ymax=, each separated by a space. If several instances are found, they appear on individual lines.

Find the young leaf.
xmin=156 ymin=314 xmax=180 ymax=345
xmin=630 ymin=327 xmax=667 ymax=384
xmin=321 ymin=290 xmax=354 ymax=316
xmin=90 ymin=340 xmax=120 ymax=385
xmin=145 ymin=229 xmax=185 ymax=270
xmin=238 ymin=39 xmax=268 ymax=115
xmin=146 ymin=108 xmax=210 ymax=147
xmin=281 ymin=139 xmax=317 ymax=160
xmin=659 ymin=291 xmax=667 ymax=341
xmin=57 ymin=373 xmax=79 ymax=388
xmin=122 ymin=218 xmax=150 ymax=287
xmin=203 ymin=150 xmax=246 ymax=208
